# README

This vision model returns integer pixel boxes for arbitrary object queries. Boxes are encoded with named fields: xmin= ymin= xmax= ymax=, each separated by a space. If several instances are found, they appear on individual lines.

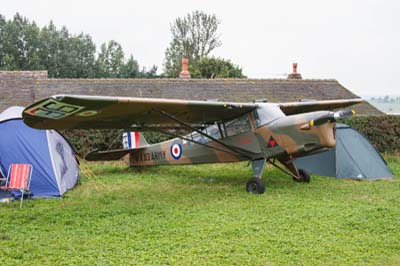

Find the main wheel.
xmin=293 ymin=169 xmax=311 ymax=183
xmin=246 ymin=178 xmax=266 ymax=194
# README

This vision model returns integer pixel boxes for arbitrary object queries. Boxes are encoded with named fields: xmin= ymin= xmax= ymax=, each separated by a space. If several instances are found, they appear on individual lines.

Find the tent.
xmin=295 ymin=123 xmax=393 ymax=179
xmin=0 ymin=106 xmax=79 ymax=198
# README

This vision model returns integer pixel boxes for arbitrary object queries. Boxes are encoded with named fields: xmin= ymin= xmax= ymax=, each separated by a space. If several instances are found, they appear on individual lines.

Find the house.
xmin=0 ymin=64 xmax=382 ymax=115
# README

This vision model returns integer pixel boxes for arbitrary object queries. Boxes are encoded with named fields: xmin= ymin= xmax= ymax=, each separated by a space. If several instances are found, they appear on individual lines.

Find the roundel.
xmin=170 ymin=143 xmax=182 ymax=160
xmin=76 ymin=110 xmax=98 ymax=117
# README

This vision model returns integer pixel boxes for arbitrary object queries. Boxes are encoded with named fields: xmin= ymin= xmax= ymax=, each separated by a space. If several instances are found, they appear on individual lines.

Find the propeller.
xmin=309 ymin=109 xmax=355 ymax=127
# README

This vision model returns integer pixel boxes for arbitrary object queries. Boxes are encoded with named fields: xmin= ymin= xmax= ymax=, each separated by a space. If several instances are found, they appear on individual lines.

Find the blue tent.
xmin=295 ymin=123 xmax=393 ymax=179
xmin=0 ymin=106 xmax=79 ymax=198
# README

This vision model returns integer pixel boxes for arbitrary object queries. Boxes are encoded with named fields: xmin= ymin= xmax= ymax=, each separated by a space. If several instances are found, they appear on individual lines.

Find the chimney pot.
xmin=179 ymin=58 xmax=191 ymax=79
xmin=287 ymin=62 xmax=302 ymax=79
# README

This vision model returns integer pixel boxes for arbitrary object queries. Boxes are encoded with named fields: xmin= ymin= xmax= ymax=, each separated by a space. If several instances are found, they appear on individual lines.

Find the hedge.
xmin=343 ymin=115 xmax=400 ymax=154
xmin=63 ymin=115 xmax=400 ymax=157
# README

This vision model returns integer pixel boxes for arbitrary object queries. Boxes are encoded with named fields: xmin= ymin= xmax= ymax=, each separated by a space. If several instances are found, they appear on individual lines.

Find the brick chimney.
xmin=179 ymin=58 xmax=191 ymax=79
xmin=287 ymin=63 xmax=302 ymax=79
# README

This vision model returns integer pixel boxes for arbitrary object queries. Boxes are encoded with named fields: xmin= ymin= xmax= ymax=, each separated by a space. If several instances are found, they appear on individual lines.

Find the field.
xmin=1 ymin=157 xmax=399 ymax=265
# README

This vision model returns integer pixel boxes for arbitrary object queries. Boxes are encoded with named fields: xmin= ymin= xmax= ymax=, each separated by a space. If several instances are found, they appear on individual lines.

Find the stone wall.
xmin=0 ymin=71 xmax=48 ymax=112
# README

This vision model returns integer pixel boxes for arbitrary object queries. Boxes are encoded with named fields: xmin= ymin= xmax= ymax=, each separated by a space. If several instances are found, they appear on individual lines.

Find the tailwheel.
xmin=246 ymin=178 xmax=265 ymax=194
xmin=293 ymin=169 xmax=311 ymax=183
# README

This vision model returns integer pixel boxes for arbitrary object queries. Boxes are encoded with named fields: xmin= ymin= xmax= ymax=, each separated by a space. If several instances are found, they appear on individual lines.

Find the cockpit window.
xmin=252 ymin=104 xmax=285 ymax=127
xmin=225 ymin=115 xmax=251 ymax=137
xmin=205 ymin=124 xmax=221 ymax=139
xmin=190 ymin=123 xmax=221 ymax=144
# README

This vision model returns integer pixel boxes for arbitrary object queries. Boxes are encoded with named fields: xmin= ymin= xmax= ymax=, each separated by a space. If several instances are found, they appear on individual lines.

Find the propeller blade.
xmin=334 ymin=109 xmax=355 ymax=119
xmin=309 ymin=109 xmax=355 ymax=127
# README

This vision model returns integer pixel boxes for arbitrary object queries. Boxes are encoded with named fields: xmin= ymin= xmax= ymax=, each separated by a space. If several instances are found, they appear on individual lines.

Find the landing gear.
xmin=271 ymin=156 xmax=312 ymax=183
xmin=245 ymin=157 xmax=311 ymax=194
xmin=246 ymin=159 xmax=267 ymax=194
xmin=246 ymin=178 xmax=265 ymax=194
xmin=292 ymin=169 xmax=311 ymax=183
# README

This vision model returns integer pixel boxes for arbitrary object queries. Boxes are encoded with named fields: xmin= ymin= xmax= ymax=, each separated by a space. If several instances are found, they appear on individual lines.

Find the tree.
xmin=0 ymin=14 xmax=7 ymax=68
xmin=0 ymin=13 xmax=151 ymax=79
xmin=164 ymin=11 xmax=221 ymax=77
xmin=69 ymin=33 xmax=97 ymax=78
xmin=140 ymin=65 xmax=159 ymax=78
xmin=96 ymin=40 xmax=125 ymax=78
xmin=190 ymin=57 xmax=246 ymax=79
xmin=120 ymin=55 xmax=140 ymax=78
xmin=0 ymin=13 xmax=43 ymax=71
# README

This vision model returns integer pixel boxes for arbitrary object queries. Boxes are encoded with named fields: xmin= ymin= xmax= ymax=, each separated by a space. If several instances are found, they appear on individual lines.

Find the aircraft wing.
xmin=22 ymin=95 xmax=257 ymax=130
xmin=279 ymin=98 xmax=363 ymax=115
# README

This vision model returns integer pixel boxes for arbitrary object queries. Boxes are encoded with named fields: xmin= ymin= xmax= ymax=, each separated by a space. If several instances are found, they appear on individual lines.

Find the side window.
xmin=191 ymin=132 xmax=207 ymax=144
xmin=225 ymin=115 xmax=252 ymax=136
xmin=205 ymin=124 xmax=221 ymax=140
xmin=190 ymin=123 xmax=222 ymax=144
xmin=252 ymin=105 xmax=285 ymax=127
xmin=252 ymin=110 xmax=262 ymax=127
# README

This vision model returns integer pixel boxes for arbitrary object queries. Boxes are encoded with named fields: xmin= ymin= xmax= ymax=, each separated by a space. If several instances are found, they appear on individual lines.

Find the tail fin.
xmin=86 ymin=132 xmax=148 ymax=161
xmin=122 ymin=132 xmax=148 ymax=149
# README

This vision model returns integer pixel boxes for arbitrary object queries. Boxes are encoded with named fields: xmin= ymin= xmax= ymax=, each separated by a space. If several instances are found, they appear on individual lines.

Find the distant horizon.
xmin=361 ymin=93 xmax=400 ymax=99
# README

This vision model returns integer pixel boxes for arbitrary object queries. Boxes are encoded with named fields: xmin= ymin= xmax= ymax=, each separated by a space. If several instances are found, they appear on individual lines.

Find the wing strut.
xmin=142 ymin=126 xmax=239 ymax=156
xmin=151 ymin=108 xmax=253 ymax=159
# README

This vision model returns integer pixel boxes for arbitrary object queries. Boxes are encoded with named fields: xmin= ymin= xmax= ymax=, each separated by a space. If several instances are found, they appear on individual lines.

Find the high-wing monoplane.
xmin=22 ymin=95 xmax=362 ymax=194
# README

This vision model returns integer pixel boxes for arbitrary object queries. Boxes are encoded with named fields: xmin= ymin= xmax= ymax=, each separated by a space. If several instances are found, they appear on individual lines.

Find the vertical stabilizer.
xmin=122 ymin=132 xmax=149 ymax=149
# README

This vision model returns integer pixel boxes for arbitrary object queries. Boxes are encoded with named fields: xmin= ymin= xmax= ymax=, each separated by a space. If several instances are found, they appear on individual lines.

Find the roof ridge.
xmin=38 ymin=78 xmax=339 ymax=83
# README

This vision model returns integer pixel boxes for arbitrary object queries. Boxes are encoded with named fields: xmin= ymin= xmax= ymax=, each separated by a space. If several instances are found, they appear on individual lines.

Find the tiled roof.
xmin=36 ymin=78 xmax=383 ymax=115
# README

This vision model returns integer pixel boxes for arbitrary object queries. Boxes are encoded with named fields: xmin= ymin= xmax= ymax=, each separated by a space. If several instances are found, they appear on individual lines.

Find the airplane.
xmin=22 ymin=94 xmax=363 ymax=194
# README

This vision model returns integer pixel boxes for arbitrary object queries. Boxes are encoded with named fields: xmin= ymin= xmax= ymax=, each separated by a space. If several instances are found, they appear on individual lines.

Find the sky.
xmin=1 ymin=0 xmax=399 ymax=97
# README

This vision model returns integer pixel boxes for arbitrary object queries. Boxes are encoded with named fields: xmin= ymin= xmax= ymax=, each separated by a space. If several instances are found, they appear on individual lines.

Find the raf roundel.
xmin=170 ymin=143 xmax=182 ymax=160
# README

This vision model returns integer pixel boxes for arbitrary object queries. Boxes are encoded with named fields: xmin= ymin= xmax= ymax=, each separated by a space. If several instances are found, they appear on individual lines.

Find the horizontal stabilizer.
xmin=85 ymin=148 xmax=145 ymax=161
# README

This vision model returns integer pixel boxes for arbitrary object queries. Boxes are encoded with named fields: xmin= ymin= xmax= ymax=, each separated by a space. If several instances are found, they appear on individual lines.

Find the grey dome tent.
xmin=0 ymin=106 xmax=79 ymax=198
xmin=295 ymin=123 xmax=393 ymax=179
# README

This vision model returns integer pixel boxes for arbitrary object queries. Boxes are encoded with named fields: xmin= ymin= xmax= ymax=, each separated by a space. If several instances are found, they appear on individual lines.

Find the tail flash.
xmin=122 ymin=132 xmax=149 ymax=149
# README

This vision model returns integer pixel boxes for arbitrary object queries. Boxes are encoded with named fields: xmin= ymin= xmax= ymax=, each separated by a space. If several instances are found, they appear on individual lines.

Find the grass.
xmin=1 ymin=157 xmax=400 ymax=265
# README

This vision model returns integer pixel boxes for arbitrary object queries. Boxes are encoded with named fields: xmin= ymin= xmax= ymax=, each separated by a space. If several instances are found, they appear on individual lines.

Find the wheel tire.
xmin=299 ymin=169 xmax=311 ymax=183
xmin=292 ymin=169 xmax=311 ymax=183
xmin=246 ymin=178 xmax=266 ymax=194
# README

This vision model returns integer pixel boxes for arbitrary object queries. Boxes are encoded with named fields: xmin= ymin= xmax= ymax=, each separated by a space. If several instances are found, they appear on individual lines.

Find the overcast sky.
xmin=2 ymin=0 xmax=399 ymax=96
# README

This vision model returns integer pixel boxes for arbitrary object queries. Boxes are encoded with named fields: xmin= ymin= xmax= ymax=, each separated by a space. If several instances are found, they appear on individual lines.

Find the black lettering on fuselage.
xmin=132 ymin=151 xmax=166 ymax=163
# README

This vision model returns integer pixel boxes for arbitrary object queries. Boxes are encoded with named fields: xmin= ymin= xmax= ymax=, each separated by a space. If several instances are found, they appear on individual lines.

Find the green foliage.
xmin=0 ymin=13 xmax=158 ymax=78
xmin=343 ymin=115 xmax=400 ymax=153
xmin=190 ymin=57 xmax=246 ymax=78
xmin=96 ymin=40 xmax=125 ymax=78
xmin=121 ymin=55 xmax=140 ymax=78
xmin=0 ymin=158 xmax=399 ymax=265
xmin=0 ymin=13 xmax=43 ymax=71
xmin=164 ymin=11 xmax=222 ymax=77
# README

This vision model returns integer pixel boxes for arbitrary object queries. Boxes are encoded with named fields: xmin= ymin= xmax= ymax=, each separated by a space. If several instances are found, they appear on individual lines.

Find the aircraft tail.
xmin=85 ymin=132 xmax=149 ymax=161
xmin=122 ymin=131 xmax=149 ymax=149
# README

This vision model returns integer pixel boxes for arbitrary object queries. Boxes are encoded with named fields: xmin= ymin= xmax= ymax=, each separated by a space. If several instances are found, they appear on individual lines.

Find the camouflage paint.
xmin=22 ymin=94 xmax=362 ymax=178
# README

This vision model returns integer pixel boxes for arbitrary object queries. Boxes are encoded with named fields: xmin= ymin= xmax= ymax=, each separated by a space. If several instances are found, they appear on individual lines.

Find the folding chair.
xmin=0 ymin=164 xmax=33 ymax=208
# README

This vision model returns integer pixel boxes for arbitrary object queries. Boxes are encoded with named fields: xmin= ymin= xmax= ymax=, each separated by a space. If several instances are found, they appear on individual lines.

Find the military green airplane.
xmin=22 ymin=94 xmax=362 ymax=194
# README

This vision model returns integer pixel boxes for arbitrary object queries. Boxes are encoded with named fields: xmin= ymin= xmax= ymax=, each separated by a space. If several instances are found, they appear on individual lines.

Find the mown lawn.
xmin=1 ymin=157 xmax=399 ymax=265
